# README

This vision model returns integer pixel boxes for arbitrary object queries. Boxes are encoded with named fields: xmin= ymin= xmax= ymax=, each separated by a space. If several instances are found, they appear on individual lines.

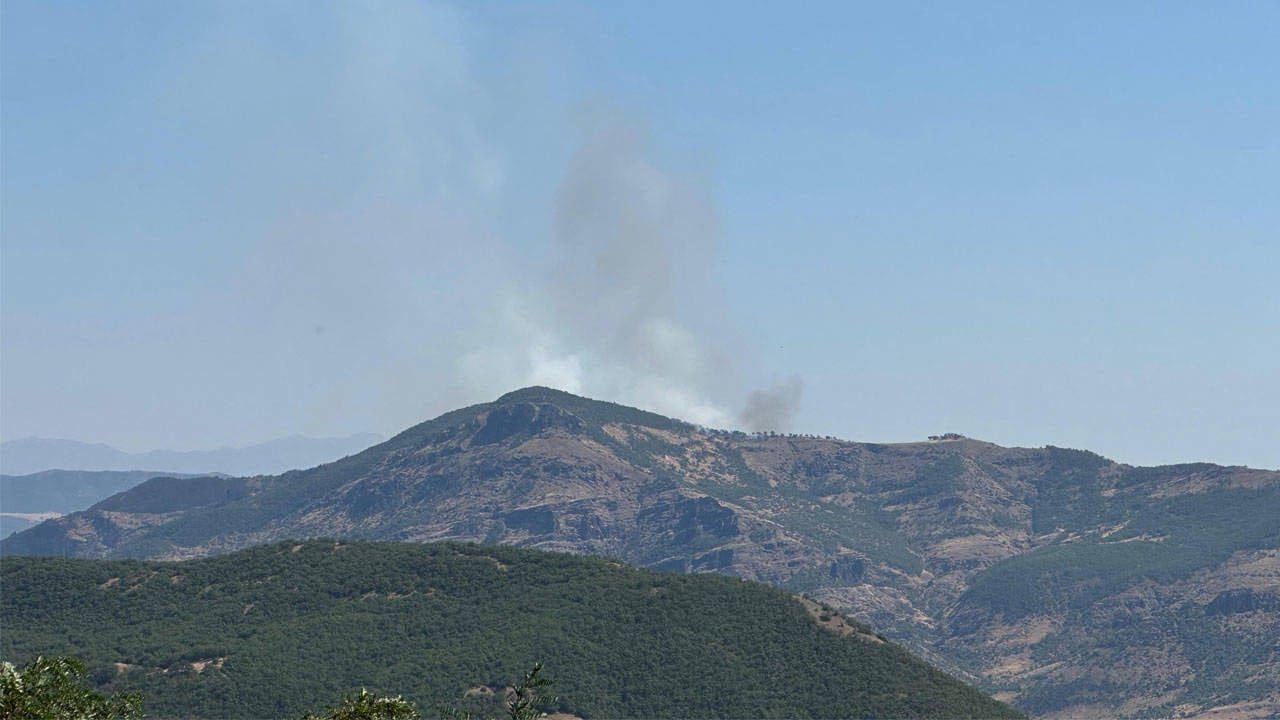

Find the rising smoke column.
xmin=459 ymin=110 xmax=803 ymax=432
xmin=740 ymin=376 xmax=804 ymax=432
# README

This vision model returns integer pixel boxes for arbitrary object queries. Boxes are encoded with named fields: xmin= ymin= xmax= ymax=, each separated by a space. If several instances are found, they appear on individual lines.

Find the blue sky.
xmin=2 ymin=1 xmax=1277 ymax=468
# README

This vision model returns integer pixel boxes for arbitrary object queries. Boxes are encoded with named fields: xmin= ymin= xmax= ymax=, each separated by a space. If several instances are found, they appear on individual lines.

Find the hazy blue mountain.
xmin=0 ymin=516 xmax=39 ymax=539
xmin=0 ymin=470 xmax=227 ymax=539
xmin=0 ymin=433 xmax=381 ymax=476
xmin=1 ymin=470 xmax=212 ymax=514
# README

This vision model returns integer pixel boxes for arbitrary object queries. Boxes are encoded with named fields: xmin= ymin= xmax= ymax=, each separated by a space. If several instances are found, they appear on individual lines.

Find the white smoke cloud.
xmin=1 ymin=1 xmax=801 ymax=448
xmin=210 ymin=5 xmax=804 ymax=435
xmin=454 ymin=111 xmax=800 ymax=431
xmin=453 ymin=114 xmax=732 ymax=426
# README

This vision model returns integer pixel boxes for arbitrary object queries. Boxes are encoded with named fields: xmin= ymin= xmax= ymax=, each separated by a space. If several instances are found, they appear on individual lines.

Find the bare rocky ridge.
xmin=4 ymin=386 xmax=1277 ymax=718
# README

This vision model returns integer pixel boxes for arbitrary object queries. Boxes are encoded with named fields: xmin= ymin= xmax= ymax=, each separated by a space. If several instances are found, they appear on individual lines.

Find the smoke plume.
xmin=740 ymin=376 xmax=804 ymax=432
xmin=457 ymin=111 xmax=803 ymax=432
xmin=2 ymin=1 xmax=805 ymax=450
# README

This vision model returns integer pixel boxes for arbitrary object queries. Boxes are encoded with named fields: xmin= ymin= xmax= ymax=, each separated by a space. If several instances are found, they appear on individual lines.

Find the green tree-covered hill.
xmin=6 ymin=387 xmax=1276 ymax=716
xmin=0 ymin=540 xmax=1021 ymax=719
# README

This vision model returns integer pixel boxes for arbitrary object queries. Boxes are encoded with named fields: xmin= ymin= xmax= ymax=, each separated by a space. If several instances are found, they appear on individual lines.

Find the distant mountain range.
xmin=3 ymin=387 xmax=1276 ymax=717
xmin=0 ymin=540 xmax=1022 ymax=719
xmin=0 ymin=433 xmax=382 ymax=477
xmin=0 ymin=470 xmax=219 ymax=539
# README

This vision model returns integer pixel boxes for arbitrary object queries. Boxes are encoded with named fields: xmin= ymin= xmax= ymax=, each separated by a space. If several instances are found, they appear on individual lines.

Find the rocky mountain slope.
xmin=4 ymin=387 xmax=1277 ymax=717
xmin=0 ymin=540 xmax=1021 ymax=719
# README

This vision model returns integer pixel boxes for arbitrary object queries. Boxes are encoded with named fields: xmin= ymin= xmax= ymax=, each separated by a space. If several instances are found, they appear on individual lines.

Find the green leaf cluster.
xmin=1 ymin=655 xmax=142 ymax=720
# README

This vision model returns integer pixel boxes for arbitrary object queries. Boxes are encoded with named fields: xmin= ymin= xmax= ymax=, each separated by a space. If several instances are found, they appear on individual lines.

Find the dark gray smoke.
xmin=553 ymin=117 xmax=718 ymax=353
xmin=740 ymin=376 xmax=804 ymax=432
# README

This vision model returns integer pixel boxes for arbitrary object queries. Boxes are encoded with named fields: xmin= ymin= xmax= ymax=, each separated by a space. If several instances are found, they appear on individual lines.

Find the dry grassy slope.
xmin=4 ymin=386 xmax=1277 ymax=718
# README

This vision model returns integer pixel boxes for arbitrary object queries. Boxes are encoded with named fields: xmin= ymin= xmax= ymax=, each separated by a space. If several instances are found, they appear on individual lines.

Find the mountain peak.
xmin=488 ymin=386 xmax=693 ymax=432
xmin=494 ymin=386 xmax=584 ymax=404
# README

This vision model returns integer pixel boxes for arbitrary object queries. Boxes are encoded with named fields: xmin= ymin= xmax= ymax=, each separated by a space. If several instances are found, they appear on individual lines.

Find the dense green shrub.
xmin=1 ymin=655 xmax=142 ymax=720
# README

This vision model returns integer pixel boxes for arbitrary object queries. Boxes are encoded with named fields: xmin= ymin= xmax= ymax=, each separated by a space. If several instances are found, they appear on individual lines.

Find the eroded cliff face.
xmin=6 ymin=387 xmax=1277 ymax=718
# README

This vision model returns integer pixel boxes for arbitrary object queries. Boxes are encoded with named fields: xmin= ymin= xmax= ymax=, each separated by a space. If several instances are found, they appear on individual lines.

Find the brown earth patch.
xmin=190 ymin=657 xmax=226 ymax=674
xmin=1177 ymin=697 xmax=1280 ymax=719
xmin=798 ymin=597 xmax=883 ymax=643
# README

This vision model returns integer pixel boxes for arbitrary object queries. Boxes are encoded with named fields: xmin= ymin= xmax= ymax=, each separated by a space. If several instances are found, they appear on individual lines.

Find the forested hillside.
xmin=5 ymin=387 xmax=1277 ymax=717
xmin=0 ymin=540 xmax=1020 ymax=719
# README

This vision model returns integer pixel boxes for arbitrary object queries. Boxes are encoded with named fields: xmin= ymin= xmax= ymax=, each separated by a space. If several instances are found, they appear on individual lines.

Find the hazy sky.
xmin=2 ymin=1 xmax=1277 ymax=469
